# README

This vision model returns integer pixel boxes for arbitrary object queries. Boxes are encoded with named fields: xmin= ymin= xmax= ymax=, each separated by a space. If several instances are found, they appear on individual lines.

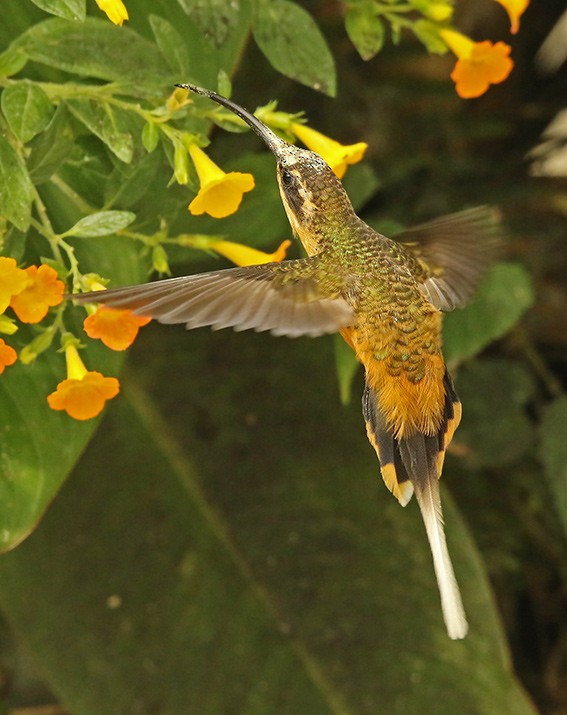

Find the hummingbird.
xmin=74 ymin=84 xmax=500 ymax=639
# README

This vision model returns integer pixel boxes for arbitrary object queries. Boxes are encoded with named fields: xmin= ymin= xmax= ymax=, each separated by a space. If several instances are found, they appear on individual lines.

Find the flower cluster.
xmin=440 ymin=0 xmax=529 ymax=99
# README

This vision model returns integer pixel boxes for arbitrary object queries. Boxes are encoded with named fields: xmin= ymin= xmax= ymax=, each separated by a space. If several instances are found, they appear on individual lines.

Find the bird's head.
xmin=177 ymin=84 xmax=355 ymax=239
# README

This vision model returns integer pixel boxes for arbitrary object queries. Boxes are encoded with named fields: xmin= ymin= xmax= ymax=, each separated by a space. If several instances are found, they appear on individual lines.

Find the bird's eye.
xmin=281 ymin=169 xmax=294 ymax=186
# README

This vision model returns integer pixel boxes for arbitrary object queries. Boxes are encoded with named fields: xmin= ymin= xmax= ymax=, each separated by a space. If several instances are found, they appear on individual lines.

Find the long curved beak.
xmin=175 ymin=83 xmax=288 ymax=158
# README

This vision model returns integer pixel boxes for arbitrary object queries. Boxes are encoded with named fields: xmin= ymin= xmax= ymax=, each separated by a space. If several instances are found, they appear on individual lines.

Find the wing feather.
xmin=72 ymin=258 xmax=355 ymax=338
xmin=397 ymin=206 xmax=502 ymax=311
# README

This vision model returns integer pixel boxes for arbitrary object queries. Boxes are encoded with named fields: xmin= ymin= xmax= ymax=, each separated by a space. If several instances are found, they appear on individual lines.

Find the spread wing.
xmin=72 ymin=257 xmax=354 ymax=338
xmin=397 ymin=206 xmax=502 ymax=311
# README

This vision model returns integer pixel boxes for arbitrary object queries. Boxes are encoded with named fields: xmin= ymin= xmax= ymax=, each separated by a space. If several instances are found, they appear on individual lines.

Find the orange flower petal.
xmin=84 ymin=307 xmax=151 ymax=351
xmin=451 ymin=41 xmax=513 ymax=99
xmin=10 ymin=265 xmax=64 ymax=324
xmin=47 ymin=371 xmax=120 ymax=421
xmin=0 ymin=339 xmax=17 ymax=375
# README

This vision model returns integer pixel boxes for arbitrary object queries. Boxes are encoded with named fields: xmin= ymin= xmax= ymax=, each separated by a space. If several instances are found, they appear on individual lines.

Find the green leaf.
xmin=29 ymin=0 xmax=86 ymax=21
xmin=64 ymin=211 xmax=136 ymax=238
xmin=412 ymin=19 xmax=449 ymax=55
xmin=66 ymin=98 xmax=134 ymax=163
xmin=177 ymin=0 xmax=241 ymax=48
xmin=141 ymin=121 xmax=160 ymax=153
xmin=455 ymin=359 xmax=534 ymax=468
xmin=16 ymin=18 xmax=172 ymax=87
xmin=28 ymin=104 xmax=75 ymax=184
xmin=252 ymin=0 xmax=336 ymax=96
xmin=334 ymin=333 xmax=360 ymax=405
xmin=1 ymin=82 xmax=54 ymax=143
xmin=0 ymin=134 xmax=33 ymax=231
xmin=104 ymin=151 xmax=162 ymax=209
xmin=539 ymin=396 xmax=567 ymax=535
xmin=344 ymin=4 xmax=385 ymax=61
xmin=149 ymin=14 xmax=190 ymax=74
xmin=0 ymin=46 xmax=28 ymax=78
xmin=443 ymin=263 xmax=534 ymax=365
xmin=0 ymin=327 xmax=537 ymax=714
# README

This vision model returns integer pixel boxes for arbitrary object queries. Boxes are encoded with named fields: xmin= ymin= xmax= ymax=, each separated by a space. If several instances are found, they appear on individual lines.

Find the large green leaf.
xmin=1 ymin=82 xmax=54 ymax=143
xmin=29 ymin=0 xmax=86 ymax=21
xmin=0 ymin=134 xmax=34 ymax=231
xmin=0 ymin=324 xmax=536 ymax=714
xmin=177 ymin=0 xmax=242 ymax=48
xmin=252 ymin=0 xmax=336 ymax=96
xmin=15 ymin=17 xmax=173 ymax=87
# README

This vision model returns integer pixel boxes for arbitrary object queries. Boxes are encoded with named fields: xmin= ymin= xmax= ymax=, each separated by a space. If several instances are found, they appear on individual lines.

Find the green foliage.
xmin=0 ymin=0 xmax=558 ymax=712
xmin=539 ymin=396 xmax=567 ymax=536
xmin=252 ymin=0 xmax=336 ymax=96
xmin=443 ymin=263 xmax=534 ymax=365
xmin=0 ymin=328 xmax=538 ymax=715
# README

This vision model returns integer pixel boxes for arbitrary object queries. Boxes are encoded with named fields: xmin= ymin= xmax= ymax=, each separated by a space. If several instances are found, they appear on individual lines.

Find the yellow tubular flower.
xmin=290 ymin=123 xmax=368 ymax=179
xmin=47 ymin=343 xmax=120 ymax=421
xmin=494 ymin=0 xmax=529 ymax=34
xmin=96 ymin=0 xmax=129 ymax=26
xmin=188 ymin=145 xmax=255 ymax=219
xmin=209 ymin=239 xmax=292 ymax=267
xmin=440 ymin=29 xmax=514 ymax=99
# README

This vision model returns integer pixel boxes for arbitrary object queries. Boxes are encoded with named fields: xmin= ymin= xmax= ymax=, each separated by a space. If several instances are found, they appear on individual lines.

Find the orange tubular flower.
xmin=209 ymin=239 xmax=291 ymax=267
xmin=10 ymin=265 xmax=64 ymax=324
xmin=494 ymin=0 xmax=529 ymax=34
xmin=290 ymin=123 xmax=367 ymax=179
xmin=47 ymin=343 xmax=119 ymax=421
xmin=441 ymin=30 xmax=514 ymax=99
xmin=0 ymin=257 xmax=29 ymax=314
xmin=188 ymin=144 xmax=255 ymax=219
xmin=84 ymin=306 xmax=151 ymax=351
xmin=96 ymin=0 xmax=129 ymax=26
xmin=0 ymin=339 xmax=17 ymax=375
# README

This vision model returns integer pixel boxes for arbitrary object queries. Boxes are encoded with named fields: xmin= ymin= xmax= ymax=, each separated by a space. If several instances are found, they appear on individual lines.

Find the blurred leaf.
xmin=412 ymin=19 xmax=449 ymax=54
xmin=177 ymin=0 xmax=241 ymax=48
xmin=455 ymin=358 xmax=534 ymax=468
xmin=28 ymin=104 xmax=75 ymax=184
xmin=66 ymin=99 xmax=134 ymax=163
xmin=0 ymin=46 xmax=28 ymax=78
xmin=0 ymin=237 xmax=146 ymax=552
xmin=0 ymin=326 xmax=537 ymax=714
xmin=334 ymin=333 xmax=360 ymax=405
xmin=0 ymin=134 xmax=33 ymax=231
xmin=104 ymin=151 xmax=163 ymax=209
xmin=253 ymin=0 xmax=336 ymax=96
xmin=1 ymin=82 xmax=54 ymax=143
xmin=345 ymin=4 xmax=384 ymax=61
xmin=342 ymin=162 xmax=381 ymax=211
xmin=443 ymin=263 xmax=534 ymax=365
xmin=141 ymin=121 xmax=160 ymax=154
xmin=539 ymin=396 xmax=567 ymax=535
xmin=65 ymin=211 xmax=136 ymax=238
xmin=29 ymin=0 xmax=86 ymax=21
xmin=15 ymin=18 xmax=173 ymax=87
xmin=149 ymin=14 xmax=190 ymax=74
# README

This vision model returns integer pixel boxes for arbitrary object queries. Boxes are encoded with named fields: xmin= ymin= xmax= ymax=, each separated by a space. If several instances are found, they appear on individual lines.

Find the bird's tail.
xmin=362 ymin=371 xmax=468 ymax=639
